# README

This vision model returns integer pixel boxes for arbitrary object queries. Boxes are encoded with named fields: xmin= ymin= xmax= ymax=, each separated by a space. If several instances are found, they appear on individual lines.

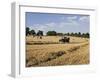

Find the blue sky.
xmin=26 ymin=12 xmax=90 ymax=35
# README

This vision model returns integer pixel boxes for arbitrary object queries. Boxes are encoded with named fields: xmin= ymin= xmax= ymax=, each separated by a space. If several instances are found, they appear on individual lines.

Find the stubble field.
xmin=26 ymin=36 xmax=89 ymax=67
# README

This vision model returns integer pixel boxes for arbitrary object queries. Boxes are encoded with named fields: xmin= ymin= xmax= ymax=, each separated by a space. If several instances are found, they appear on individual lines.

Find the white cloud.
xmin=79 ymin=16 xmax=89 ymax=22
xmin=29 ymin=22 xmax=58 ymax=35
xmin=59 ymin=21 xmax=79 ymax=28
xmin=28 ymin=16 xmax=89 ymax=34
xmin=29 ymin=24 xmax=44 ymax=33
xmin=67 ymin=16 xmax=77 ymax=20
xmin=29 ymin=20 xmax=80 ymax=35
xmin=62 ymin=16 xmax=77 ymax=21
xmin=61 ymin=16 xmax=78 ymax=27
xmin=45 ymin=22 xmax=56 ymax=28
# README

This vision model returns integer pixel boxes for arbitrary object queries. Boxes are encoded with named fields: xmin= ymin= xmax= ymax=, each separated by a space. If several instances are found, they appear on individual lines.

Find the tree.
xmin=82 ymin=33 xmax=89 ymax=38
xmin=67 ymin=33 xmax=70 ymax=36
xmin=37 ymin=30 xmax=43 ymax=39
xmin=64 ymin=33 xmax=70 ymax=36
xmin=46 ymin=31 xmax=57 ymax=36
xmin=73 ymin=33 xmax=78 ymax=37
xmin=57 ymin=33 xmax=63 ymax=36
xmin=26 ymin=27 xmax=30 ymax=36
xmin=70 ymin=32 xmax=74 ymax=36
xmin=85 ymin=33 xmax=89 ymax=38
xmin=37 ymin=30 xmax=43 ymax=36
xmin=30 ymin=30 xmax=36 ymax=36
xmin=82 ymin=33 xmax=85 ymax=37
xmin=76 ymin=32 xmax=81 ymax=37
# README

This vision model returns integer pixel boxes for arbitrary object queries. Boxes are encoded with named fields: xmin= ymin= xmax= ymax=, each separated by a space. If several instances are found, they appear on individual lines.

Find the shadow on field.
xmin=26 ymin=41 xmax=85 ymax=45
xmin=26 ymin=51 xmax=66 ymax=67
xmin=26 ymin=43 xmax=88 ymax=67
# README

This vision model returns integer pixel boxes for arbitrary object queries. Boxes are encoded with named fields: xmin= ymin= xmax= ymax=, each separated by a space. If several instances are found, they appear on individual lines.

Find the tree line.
xmin=26 ymin=27 xmax=89 ymax=38
xmin=46 ymin=31 xmax=89 ymax=38
xmin=64 ymin=32 xmax=89 ymax=38
xmin=26 ymin=27 xmax=43 ymax=36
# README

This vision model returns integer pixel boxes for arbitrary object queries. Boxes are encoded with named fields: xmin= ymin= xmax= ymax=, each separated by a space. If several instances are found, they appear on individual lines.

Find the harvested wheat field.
xmin=26 ymin=36 xmax=89 ymax=67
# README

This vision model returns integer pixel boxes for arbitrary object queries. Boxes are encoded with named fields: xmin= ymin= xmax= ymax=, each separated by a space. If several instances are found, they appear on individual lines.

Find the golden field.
xmin=26 ymin=36 xmax=89 ymax=67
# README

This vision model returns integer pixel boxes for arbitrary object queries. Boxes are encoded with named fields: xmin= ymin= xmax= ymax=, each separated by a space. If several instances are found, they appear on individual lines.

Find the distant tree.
xmin=74 ymin=33 xmax=77 ymax=36
xmin=57 ymin=33 xmax=63 ymax=36
xmin=36 ymin=30 xmax=43 ymax=39
xmin=46 ymin=31 xmax=57 ymax=36
xmin=67 ymin=33 xmax=70 ymax=36
xmin=30 ymin=30 xmax=36 ymax=36
xmin=81 ymin=33 xmax=89 ymax=38
xmin=77 ymin=32 xmax=81 ymax=37
xmin=61 ymin=32 xmax=89 ymax=38
xmin=82 ymin=33 xmax=85 ymax=37
xmin=37 ymin=30 xmax=43 ymax=36
xmin=26 ymin=27 xmax=30 ymax=36
xmin=85 ymin=33 xmax=89 ymax=38
xmin=70 ymin=32 xmax=74 ymax=36
xmin=64 ymin=33 xmax=70 ymax=36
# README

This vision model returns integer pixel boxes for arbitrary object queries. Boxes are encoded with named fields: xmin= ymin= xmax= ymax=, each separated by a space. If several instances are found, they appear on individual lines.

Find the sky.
xmin=26 ymin=12 xmax=90 ymax=35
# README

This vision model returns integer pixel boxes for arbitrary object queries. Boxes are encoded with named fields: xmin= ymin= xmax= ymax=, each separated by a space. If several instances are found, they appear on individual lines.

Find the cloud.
xmin=28 ymin=16 xmax=89 ymax=34
xmin=67 ymin=16 xmax=77 ymax=20
xmin=60 ymin=16 xmax=79 ymax=27
xmin=60 ymin=21 xmax=79 ymax=27
xmin=79 ymin=16 xmax=89 ymax=22
xmin=29 ymin=20 xmax=80 ymax=34
xmin=29 ymin=23 xmax=57 ymax=34
xmin=45 ymin=23 xmax=56 ymax=28
xmin=62 ymin=16 xmax=77 ymax=21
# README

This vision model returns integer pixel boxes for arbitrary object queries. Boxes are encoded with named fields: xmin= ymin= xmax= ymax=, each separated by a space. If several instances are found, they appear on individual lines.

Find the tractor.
xmin=59 ymin=36 xmax=70 ymax=43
